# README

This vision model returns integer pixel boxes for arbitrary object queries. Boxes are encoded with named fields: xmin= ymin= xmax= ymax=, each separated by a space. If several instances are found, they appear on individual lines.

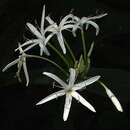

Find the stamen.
xmin=52 ymin=82 xmax=63 ymax=88
xmin=67 ymin=89 xmax=72 ymax=93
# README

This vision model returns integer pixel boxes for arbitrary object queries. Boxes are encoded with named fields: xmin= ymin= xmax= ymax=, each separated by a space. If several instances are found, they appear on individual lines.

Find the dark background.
xmin=0 ymin=0 xmax=130 ymax=130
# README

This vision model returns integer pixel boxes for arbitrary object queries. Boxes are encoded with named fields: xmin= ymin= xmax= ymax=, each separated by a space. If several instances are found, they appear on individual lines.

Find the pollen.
xmin=67 ymin=89 xmax=72 ymax=93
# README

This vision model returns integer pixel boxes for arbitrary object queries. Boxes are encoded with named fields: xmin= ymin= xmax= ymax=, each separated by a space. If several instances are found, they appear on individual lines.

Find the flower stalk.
xmin=27 ymin=54 xmax=69 ymax=77
xmin=63 ymin=37 xmax=76 ymax=64
xmin=48 ymin=42 xmax=70 ymax=68
xmin=81 ymin=29 xmax=87 ymax=62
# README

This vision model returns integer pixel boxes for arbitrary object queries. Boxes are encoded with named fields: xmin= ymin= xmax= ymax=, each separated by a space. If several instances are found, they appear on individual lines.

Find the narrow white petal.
xmin=57 ymin=32 xmax=66 ymax=54
xmin=61 ymin=24 xmax=74 ymax=30
xmin=18 ymin=43 xmax=24 ymax=54
xmin=41 ymin=5 xmax=45 ymax=32
xmin=23 ymin=42 xmax=39 ymax=52
xmin=80 ymin=17 xmax=88 ymax=24
xmin=27 ymin=23 xmax=42 ymax=39
xmin=73 ymin=76 xmax=100 ymax=91
xmin=72 ymin=31 xmax=76 ymax=37
xmin=73 ymin=16 xmax=80 ymax=22
xmin=43 ymin=46 xmax=50 ymax=56
xmin=46 ymin=16 xmax=55 ymax=24
xmin=106 ymin=88 xmax=123 ymax=112
xmin=85 ymin=23 xmax=89 ymax=31
xmin=85 ymin=21 xmax=100 ymax=36
xmin=15 ymin=39 xmax=39 ymax=52
xmin=2 ymin=59 xmax=19 ymax=72
xmin=63 ymin=93 xmax=72 ymax=121
xmin=43 ymin=72 xmax=67 ymax=87
xmin=23 ymin=58 xmax=29 ymax=86
xmin=68 ymin=68 xmax=76 ymax=88
xmin=36 ymin=90 xmax=65 ymax=105
xmin=87 ymin=13 xmax=108 ymax=20
xmin=39 ymin=43 xmax=50 ymax=56
xmin=44 ymin=23 xmax=57 ymax=34
xmin=63 ymin=20 xmax=75 ymax=25
xmin=17 ymin=60 xmax=23 ymax=73
xmin=16 ymin=60 xmax=23 ymax=82
xmin=71 ymin=91 xmax=96 ymax=112
xmin=60 ymin=14 xmax=73 ymax=27
xmin=39 ymin=43 xmax=44 ymax=56
xmin=72 ymin=24 xmax=80 ymax=37
xmin=44 ymin=33 xmax=55 ymax=45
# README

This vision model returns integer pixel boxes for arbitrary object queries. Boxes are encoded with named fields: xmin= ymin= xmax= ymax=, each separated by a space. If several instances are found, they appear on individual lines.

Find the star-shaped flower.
xmin=15 ymin=5 xmax=52 ymax=56
xmin=45 ymin=14 xmax=74 ymax=54
xmin=36 ymin=68 xmax=100 ymax=121
xmin=72 ymin=13 xmax=108 ymax=37
xmin=2 ymin=43 xmax=29 ymax=86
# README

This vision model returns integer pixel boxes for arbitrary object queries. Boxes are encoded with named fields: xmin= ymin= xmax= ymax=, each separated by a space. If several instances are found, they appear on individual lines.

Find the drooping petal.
xmin=57 ymin=32 xmax=66 ymax=54
xmin=85 ymin=23 xmax=89 ymax=31
xmin=63 ymin=93 xmax=72 ymax=121
xmin=39 ymin=43 xmax=50 ymax=56
xmin=73 ymin=16 xmax=80 ymax=22
xmin=26 ymin=23 xmax=42 ymax=39
xmin=106 ymin=88 xmax=123 ymax=112
xmin=61 ymin=24 xmax=74 ymax=30
xmin=43 ymin=72 xmax=67 ymax=88
xmin=36 ymin=90 xmax=65 ymax=105
xmin=2 ymin=59 xmax=19 ymax=72
xmin=85 ymin=21 xmax=100 ymax=36
xmin=87 ymin=13 xmax=108 ymax=21
xmin=41 ymin=5 xmax=45 ymax=33
xmin=63 ymin=20 xmax=76 ymax=25
xmin=68 ymin=68 xmax=76 ymax=88
xmin=71 ymin=91 xmax=96 ymax=112
xmin=44 ymin=23 xmax=57 ymax=34
xmin=72 ymin=23 xmax=81 ymax=37
xmin=60 ymin=14 xmax=73 ymax=27
xmin=80 ymin=17 xmax=88 ymax=25
xmin=73 ymin=76 xmax=100 ymax=91
xmin=22 ymin=58 xmax=29 ymax=86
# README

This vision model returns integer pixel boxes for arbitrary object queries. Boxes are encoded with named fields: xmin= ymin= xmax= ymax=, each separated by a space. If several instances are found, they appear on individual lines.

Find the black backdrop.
xmin=0 ymin=0 xmax=130 ymax=130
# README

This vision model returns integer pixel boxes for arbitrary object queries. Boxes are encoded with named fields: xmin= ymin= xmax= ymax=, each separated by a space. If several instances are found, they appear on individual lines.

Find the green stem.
xmin=27 ymin=54 xmax=69 ymax=77
xmin=48 ymin=42 xmax=70 ymax=68
xmin=97 ymin=80 xmax=107 ymax=89
xmin=81 ymin=30 xmax=87 ymax=62
xmin=63 ymin=37 xmax=76 ymax=63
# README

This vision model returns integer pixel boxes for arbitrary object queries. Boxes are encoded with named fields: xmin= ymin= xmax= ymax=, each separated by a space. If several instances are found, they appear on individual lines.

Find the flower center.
xmin=57 ymin=27 xmax=61 ymax=33
xmin=19 ymin=55 xmax=25 ymax=62
xmin=66 ymin=88 xmax=72 ymax=93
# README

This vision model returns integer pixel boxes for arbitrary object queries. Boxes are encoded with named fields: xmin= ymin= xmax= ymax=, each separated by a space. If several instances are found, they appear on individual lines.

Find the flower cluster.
xmin=2 ymin=5 xmax=123 ymax=121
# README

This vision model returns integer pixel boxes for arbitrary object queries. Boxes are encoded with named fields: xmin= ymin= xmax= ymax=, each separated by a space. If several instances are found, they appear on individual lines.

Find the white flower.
xmin=72 ymin=13 xmax=108 ymax=37
xmin=45 ymin=14 xmax=74 ymax=54
xmin=2 ymin=44 xmax=29 ymax=86
xmin=36 ymin=68 xmax=100 ymax=121
xmin=105 ymin=88 xmax=123 ymax=112
xmin=15 ymin=5 xmax=52 ymax=56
